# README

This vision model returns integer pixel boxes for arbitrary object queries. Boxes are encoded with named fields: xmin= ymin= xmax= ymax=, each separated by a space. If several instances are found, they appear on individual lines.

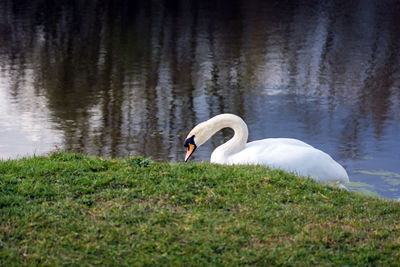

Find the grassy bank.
xmin=1 ymin=152 xmax=399 ymax=266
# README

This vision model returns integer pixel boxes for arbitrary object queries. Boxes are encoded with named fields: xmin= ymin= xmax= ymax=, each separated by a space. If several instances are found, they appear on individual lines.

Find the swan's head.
xmin=184 ymin=135 xmax=197 ymax=162
xmin=184 ymin=121 xmax=211 ymax=162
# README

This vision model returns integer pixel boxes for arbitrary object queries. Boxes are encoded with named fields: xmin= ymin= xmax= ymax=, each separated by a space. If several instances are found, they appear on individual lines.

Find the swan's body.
xmin=184 ymin=113 xmax=349 ymax=184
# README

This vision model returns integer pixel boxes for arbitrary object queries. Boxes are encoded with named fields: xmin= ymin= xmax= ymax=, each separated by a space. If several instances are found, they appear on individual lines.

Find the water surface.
xmin=1 ymin=0 xmax=400 ymax=198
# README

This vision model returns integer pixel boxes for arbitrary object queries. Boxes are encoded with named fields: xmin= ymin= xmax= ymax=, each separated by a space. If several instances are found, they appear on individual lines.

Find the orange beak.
xmin=185 ymin=143 xmax=196 ymax=162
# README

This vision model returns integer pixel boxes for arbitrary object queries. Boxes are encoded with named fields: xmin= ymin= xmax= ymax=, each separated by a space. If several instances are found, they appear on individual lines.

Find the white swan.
xmin=184 ymin=113 xmax=349 ymax=184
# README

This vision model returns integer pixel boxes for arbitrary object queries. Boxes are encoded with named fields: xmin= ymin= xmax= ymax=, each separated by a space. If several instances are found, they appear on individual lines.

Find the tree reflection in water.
xmin=0 ymin=0 xmax=399 ymax=197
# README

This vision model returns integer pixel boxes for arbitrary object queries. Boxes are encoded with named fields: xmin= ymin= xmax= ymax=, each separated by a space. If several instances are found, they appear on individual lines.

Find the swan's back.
xmin=213 ymin=138 xmax=349 ymax=184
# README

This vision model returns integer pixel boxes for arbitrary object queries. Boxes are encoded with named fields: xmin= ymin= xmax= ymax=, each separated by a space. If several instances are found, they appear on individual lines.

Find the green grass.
xmin=1 ymin=152 xmax=399 ymax=266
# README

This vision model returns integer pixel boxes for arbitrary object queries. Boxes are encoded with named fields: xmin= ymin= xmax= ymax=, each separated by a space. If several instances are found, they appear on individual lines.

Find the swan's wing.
xmin=230 ymin=139 xmax=349 ymax=183
xmin=245 ymin=138 xmax=314 ymax=149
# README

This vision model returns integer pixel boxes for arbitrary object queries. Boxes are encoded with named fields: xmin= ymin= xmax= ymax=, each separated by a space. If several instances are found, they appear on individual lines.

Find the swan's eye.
xmin=184 ymin=135 xmax=196 ymax=148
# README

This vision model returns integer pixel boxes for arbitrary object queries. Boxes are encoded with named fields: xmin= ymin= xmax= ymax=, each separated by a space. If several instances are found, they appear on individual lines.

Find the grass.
xmin=1 ymin=152 xmax=399 ymax=266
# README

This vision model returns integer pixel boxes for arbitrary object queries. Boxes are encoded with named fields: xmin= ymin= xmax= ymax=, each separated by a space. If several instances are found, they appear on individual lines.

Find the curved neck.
xmin=206 ymin=114 xmax=249 ymax=157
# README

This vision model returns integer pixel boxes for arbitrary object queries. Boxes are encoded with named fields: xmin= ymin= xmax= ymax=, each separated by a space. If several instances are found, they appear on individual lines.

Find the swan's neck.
xmin=207 ymin=114 xmax=248 ymax=163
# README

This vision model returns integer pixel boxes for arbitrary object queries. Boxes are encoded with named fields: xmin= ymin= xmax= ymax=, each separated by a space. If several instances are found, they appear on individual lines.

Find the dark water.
xmin=1 ymin=0 xmax=400 ymax=198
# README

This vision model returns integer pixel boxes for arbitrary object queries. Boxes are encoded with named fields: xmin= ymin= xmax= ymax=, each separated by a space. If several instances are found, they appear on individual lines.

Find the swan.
xmin=184 ymin=113 xmax=349 ymax=184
